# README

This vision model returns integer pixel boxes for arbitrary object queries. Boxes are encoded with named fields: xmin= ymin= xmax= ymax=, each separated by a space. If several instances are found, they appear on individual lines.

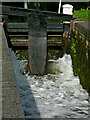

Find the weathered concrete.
xmin=0 ymin=23 xmax=2 ymax=120
xmin=1 ymin=24 xmax=25 ymax=119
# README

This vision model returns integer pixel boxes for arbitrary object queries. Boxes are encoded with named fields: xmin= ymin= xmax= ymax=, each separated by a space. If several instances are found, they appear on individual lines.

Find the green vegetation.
xmin=73 ymin=9 xmax=90 ymax=22
xmin=8 ymin=16 xmax=29 ymax=22
xmin=47 ymin=19 xmax=62 ymax=23
xmin=71 ymin=38 xmax=76 ymax=56
xmin=28 ymin=2 xmax=58 ymax=12
xmin=70 ymin=33 xmax=90 ymax=95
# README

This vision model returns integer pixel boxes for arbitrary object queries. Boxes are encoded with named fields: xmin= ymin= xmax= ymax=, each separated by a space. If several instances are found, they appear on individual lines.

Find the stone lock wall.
xmin=70 ymin=19 xmax=90 ymax=95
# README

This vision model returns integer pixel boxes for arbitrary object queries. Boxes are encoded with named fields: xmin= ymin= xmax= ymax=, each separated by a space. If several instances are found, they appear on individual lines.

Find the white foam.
xmin=10 ymin=49 xmax=89 ymax=118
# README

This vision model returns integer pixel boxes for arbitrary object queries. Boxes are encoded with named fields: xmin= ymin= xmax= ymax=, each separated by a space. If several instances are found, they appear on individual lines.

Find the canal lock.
xmin=10 ymin=31 xmax=89 ymax=118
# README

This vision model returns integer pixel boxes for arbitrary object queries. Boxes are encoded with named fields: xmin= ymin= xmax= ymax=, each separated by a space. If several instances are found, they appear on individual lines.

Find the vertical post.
xmin=24 ymin=2 xmax=28 ymax=9
xmin=28 ymin=13 xmax=47 ymax=75
xmin=58 ymin=0 xmax=61 ymax=14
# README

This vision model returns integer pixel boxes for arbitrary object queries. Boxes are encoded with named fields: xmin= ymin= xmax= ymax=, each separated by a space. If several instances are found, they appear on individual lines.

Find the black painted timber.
xmin=7 ymin=23 xmax=28 ymax=29
xmin=6 ymin=22 xmax=64 ymax=47
xmin=28 ymin=13 xmax=47 ymax=75
xmin=7 ymin=22 xmax=64 ymax=33
xmin=0 ymin=5 xmax=72 ymax=21
xmin=47 ymin=23 xmax=63 ymax=32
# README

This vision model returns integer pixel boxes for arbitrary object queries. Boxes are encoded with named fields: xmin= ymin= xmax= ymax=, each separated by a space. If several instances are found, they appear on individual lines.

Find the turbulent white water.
xmin=10 ymin=49 xmax=89 ymax=118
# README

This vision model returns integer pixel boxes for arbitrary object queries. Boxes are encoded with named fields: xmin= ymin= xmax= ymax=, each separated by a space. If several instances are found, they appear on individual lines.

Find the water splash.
xmin=10 ymin=49 xmax=88 ymax=118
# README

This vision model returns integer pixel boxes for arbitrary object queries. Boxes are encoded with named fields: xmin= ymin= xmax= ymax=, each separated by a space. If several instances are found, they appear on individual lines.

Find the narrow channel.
xmin=10 ymin=46 xmax=89 ymax=118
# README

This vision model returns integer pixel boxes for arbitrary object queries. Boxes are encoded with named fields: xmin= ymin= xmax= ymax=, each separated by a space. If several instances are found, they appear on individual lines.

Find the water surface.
xmin=10 ymin=49 xmax=88 ymax=118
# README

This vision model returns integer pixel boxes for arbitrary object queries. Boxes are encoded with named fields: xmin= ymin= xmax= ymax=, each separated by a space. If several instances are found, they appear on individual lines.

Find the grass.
xmin=73 ymin=9 xmax=90 ymax=22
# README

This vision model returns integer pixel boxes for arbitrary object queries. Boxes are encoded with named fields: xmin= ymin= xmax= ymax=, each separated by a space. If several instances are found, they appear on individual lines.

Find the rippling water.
xmin=10 ymin=49 xmax=88 ymax=118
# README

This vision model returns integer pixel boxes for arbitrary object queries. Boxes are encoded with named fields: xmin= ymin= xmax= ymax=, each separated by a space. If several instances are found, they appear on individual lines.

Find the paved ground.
xmin=0 ymin=24 xmax=25 ymax=119
xmin=0 ymin=23 xmax=2 ymax=120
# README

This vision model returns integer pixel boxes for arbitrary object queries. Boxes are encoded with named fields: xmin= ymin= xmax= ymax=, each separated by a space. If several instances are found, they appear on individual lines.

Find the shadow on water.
xmin=10 ymin=49 xmax=41 ymax=118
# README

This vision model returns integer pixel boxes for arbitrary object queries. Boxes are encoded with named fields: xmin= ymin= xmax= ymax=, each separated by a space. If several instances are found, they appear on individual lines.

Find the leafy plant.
xmin=73 ymin=9 xmax=90 ymax=22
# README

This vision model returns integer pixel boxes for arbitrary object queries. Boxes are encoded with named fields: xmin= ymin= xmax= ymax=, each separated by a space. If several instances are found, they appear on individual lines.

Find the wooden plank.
xmin=7 ymin=23 xmax=28 ymax=29
xmin=7 ymin=22 xmax=64 ymax=33
xmin=28 ymin=14 xmax=47 ymax=75
xmin=1 ymin=5 xmax=33 ymax=17
xmin=1 ymin=5 xmax=72 ymax=21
